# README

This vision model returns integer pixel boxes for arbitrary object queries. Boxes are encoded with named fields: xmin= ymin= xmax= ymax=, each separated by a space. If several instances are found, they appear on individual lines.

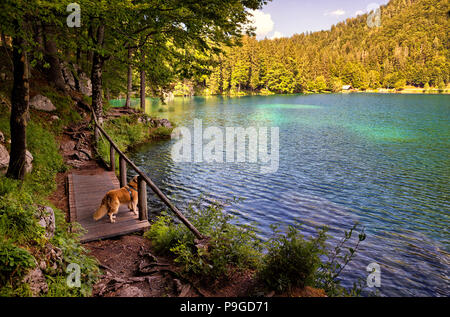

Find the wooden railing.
xmin=91 ymin=109 xmax=205 ymax=240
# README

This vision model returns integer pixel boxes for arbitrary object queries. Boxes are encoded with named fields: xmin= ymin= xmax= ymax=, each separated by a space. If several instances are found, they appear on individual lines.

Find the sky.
xmin=250 ymin=0 xmax=390 ymax=39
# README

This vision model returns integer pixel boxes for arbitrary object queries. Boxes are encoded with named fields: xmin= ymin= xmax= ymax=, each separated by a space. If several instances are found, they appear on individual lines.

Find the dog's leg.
xmin=128 ymin=203 xmax=133 ymax=211
xmin=133 ymin=200 xmax=138 ymax=215
xmin=109 ymin=200 xmax=120 ymax=223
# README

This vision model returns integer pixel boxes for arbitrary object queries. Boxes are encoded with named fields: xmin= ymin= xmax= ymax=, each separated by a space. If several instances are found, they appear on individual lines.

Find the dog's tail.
xmin=93 ymin=196 xmax=109 ymax=221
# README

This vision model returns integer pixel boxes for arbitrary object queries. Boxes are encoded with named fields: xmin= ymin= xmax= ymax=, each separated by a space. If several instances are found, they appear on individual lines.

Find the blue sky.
xmin=251 ymin=0 xmax=390 ymax=39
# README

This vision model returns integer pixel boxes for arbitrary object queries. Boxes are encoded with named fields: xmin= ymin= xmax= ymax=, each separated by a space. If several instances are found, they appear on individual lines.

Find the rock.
xmin=116 ymin=285 xmax=144 ymax=297
xmin=159 ymin=118 xmax=172 ymax=128
xmin=60 ymin=140 xmax=76 ymax=152
xmin=22 ymin=267 xmax=48 ymax=296
xmin=60 ymin=62 xmax=76 ymax=91
xmin=36 ymin=206 xmax=55 ymax=239
xmin=78 ymin=72 xmax=92 ymax=96
xmin=39 ymin=260 xmax=47 ymax=271
xmin=30 ymin=94 xmax=56 ymax=112
xmin=0 ymin=144 xmax=9 ymax=170
xmin=51 ymin=115 xmax=60 ymax=121
xmin=66 ymin=159 xmax=85 ymax=168
xmin=0 ymin=130 xmax=4 ymax=143
xmin=25 ymin=150 xmax=33 ymax=174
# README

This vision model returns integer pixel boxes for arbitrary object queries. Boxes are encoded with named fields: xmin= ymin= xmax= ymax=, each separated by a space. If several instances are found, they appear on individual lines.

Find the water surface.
xmin=125 ymin=93 xmax=449 ymax=296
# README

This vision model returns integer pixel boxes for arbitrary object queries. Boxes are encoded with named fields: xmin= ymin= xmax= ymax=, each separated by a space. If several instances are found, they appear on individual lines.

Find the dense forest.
xmin=177 ymin=0 xmax=449 ymax=95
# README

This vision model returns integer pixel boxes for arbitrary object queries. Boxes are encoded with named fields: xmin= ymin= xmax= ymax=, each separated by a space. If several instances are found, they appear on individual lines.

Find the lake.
xmin=124 ymin=93 xmax=449 ymax=296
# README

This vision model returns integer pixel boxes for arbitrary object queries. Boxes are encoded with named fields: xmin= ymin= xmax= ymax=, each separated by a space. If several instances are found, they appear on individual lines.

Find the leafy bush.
xmin=145 ymin=200 xmax=263 ymax=280
xmin=258 ymin=225 xmax=327 ymax=292
xmin=0 ymin=239 xmax=36 ymax=286
xmin=315 ymin=224 xmax=367 ymax=297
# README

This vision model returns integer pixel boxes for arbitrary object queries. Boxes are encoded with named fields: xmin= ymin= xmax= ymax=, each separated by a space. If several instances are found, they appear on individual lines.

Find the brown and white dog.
xmin=93 ymin=176 xmax=139 ymax=223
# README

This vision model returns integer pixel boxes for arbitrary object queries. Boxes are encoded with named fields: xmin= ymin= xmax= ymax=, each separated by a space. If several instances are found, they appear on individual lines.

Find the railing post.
xmin=138 ymin=176 xmax=148 ymax=221
xmin=109 ymin=143 xmax=115 ymax=172
xmin=119 ymin=156 xmax=127 ymax=187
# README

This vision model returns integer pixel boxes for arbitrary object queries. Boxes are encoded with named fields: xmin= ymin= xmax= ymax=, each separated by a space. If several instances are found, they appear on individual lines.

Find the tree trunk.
xmin=125 ymin=48 xmax=133 ymax=108
xmin=44 ymin=27 xmax=66 ymax=92
xmin=91 ymin=24 xmax=105 ymax=142
xmin=7 ymin=33 xmax=29 ymax=180
xmin=140 ymin=61 xmax=146 ymax=113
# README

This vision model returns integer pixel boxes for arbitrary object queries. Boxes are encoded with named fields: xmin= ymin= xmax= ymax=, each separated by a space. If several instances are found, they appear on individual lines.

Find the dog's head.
xmin=129 ymin=175 xmax=139 ymax=188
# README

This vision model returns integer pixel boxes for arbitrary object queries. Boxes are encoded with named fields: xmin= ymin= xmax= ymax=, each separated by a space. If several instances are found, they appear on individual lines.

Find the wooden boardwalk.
xmin=67 ymin=170 xmax=150 ymax=243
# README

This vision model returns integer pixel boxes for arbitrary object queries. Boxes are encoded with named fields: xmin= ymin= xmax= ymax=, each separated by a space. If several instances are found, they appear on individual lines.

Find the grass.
xmin=0 ymin=87 xmax=99 ymax=296
xmin=97 ymin=114 xmax=173 ymax=171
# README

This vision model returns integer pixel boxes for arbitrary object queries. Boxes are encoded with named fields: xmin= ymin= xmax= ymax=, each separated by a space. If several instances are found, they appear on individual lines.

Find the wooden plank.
xmin=80 ymin=221 xmax=150 ymax=243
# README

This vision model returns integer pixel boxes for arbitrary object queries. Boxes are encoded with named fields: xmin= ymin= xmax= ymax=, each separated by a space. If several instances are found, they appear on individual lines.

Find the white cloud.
xmin=325 ymin=9 xmax=346 ymax=17
xmin=248 ymin=9 xmax=274 ymax=39
xmin=270 ymin=31 xmax=284 ymax=39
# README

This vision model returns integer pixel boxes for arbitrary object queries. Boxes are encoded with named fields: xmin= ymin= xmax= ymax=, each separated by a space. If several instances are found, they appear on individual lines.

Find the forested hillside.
xmin=185 ymin=0 xmax=449 ymax=95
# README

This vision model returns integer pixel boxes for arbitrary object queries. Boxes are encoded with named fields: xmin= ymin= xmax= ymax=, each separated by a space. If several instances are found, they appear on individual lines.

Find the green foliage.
xmin=185 ymin=0 xmax=448 ymax=95
xmin=144 ymin=213 xmax=186 ymax=255
xmin=315 ymin=224 xmax=367 ymax=297
xmin=0 ymin=97 xmax=99 ymax=296
xmin=39 ymin=86 xmax=82 ymax=127
xmin=0 ymin=239 xmax=36 ymax=286
xmin=98 ymin=115 xmax=173 ymax=168
xmin=258 ymin=225 xmax=327 ymax=292
xmin=145 ymin=200 xmax=263 ymax=280
xmin=146 ymin=199 xmax=366 ymax=296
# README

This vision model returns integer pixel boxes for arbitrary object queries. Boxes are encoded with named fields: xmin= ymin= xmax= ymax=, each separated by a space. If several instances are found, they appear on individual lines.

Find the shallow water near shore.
xmin=124 ymin=93 xmax=449 ymax=296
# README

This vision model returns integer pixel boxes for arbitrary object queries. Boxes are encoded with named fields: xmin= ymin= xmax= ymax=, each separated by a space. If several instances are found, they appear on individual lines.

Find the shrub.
xmin=0 ymin=239 xmax=36 ymax=286
xmin=258 ymin=225 xmax=327 ymax=292
xmin=145 ymin=200 xmax=263 ymax=280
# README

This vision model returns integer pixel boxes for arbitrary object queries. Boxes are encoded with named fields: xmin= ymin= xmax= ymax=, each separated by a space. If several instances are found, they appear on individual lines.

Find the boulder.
xmin=78 ymin=72 xmax=92 ymax=96
xmin=0 ymin=130 xmax=4 ymax=143
xmin=60 ymin=140 xmax=76 ymax=153
xmin=158 ymin=118 xmax=172 ymax=128
xmin=22 ymin=267 xmax=48 ymax=296
xmin=36 ymin=206 xmax=56 ymax=239
xmin=0 ymin=144 xmax=9 ymax=171
xmin=60 ymin=61 xmax=76 ymax=91
xmin=25 ymin=150 xmax=33 ymax=174
xmin=30 ymin=94 xmax=56 ymax=112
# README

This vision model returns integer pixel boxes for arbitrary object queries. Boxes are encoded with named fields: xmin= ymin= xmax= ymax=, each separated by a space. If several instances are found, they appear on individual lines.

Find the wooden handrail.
xmin=91 ymin=109 xmax=205 ymax=240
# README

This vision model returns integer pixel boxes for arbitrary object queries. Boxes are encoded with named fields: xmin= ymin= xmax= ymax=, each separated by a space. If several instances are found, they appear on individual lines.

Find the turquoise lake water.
xmin=123 ymin=93 xmax=449 ymax=296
